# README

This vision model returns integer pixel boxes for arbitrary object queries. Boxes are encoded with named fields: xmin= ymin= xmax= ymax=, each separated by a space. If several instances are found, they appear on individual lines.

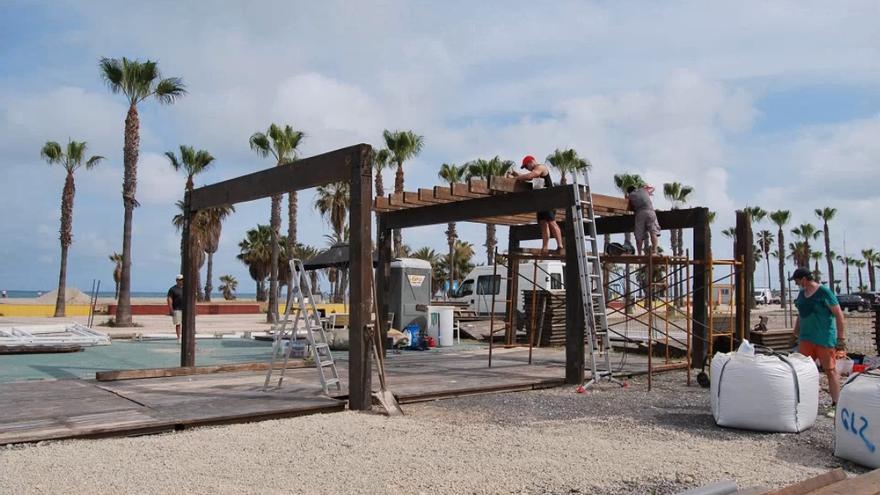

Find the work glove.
xmin=835 ymin=338 xmax=846 ymax=351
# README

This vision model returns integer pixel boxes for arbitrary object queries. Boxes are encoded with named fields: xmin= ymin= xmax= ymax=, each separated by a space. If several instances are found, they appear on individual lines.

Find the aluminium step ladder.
xmin=570 ymin=171 xmax=624 ymax=389
xmin=263 ymin=259 xmax=341 ymax=395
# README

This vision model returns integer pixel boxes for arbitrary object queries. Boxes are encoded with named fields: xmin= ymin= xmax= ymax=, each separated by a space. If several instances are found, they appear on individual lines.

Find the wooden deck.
xmin=0 ymin=348 xmax=648 ymax=445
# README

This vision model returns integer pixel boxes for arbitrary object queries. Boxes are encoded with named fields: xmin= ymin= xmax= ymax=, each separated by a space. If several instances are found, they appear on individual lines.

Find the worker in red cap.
xmin=513 ymin=155 xmax=563 ymax=254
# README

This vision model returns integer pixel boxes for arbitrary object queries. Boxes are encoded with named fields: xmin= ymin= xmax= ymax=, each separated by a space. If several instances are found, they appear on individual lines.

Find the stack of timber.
xmin=748 ymin=329 xmax=796 ymax=352
xmin=522 ymin=290 xmax=567 ymax=346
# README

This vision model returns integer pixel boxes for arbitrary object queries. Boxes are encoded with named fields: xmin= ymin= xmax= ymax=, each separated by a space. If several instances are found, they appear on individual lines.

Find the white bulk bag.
xmin=710 ymin=343 xmax=818 ymax=433
xmin=834 ymin=370 xmax=880 ymax=468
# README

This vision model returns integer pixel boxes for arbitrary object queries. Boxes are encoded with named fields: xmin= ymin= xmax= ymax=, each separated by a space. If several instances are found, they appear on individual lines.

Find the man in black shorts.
xmin=514 ymin=155 xmax=563 ymax=254
xmin=166 ymin=274 xmax=184 ymax=341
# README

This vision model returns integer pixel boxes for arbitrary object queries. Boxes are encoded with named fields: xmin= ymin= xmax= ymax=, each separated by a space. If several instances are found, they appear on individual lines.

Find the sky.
xmin=1 ymin=0 xmax=879 ymax=294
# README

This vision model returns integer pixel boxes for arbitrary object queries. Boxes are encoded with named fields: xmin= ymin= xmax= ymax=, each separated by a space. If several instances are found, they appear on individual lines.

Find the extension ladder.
xmin=571 ymin=171 xmax=624 ymax=389
xmin=263 ymin=259 xmax=341 ymax=395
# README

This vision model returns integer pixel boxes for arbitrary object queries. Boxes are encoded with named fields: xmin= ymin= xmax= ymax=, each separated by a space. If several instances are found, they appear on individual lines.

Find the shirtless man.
xmin=514 ymin=155 xmax=563 ymax=254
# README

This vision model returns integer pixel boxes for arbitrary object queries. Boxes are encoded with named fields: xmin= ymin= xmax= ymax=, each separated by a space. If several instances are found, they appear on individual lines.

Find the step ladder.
xmin=570 ymin=170 xmax=624 ymax=389
xmin=263 ymin=259 xmax=341 ymax=395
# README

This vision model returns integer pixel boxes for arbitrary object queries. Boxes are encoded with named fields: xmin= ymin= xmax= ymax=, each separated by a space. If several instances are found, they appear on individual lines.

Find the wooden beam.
xmin=377 ymin=218 xmax=392 ymax=356
xmin=468 ymin=178 xmax=491 ymax=194
xmin=763 ymin=469 xmax=846 ymax=495
xmin=181 ymin=192 xmax=197 ymax=367
xmin=381 ymin=185 xmax=575 ymax=230
xmin=735 ymin=210 xmax=753 ymax=344
xmin=803 ymin=467 xmax=880 ymax=495
xmin=489 ymin=176 xmax=629 ymax=213
xmin=378 ymin=191 xmax=534 ymax=226
xmin=451 ymin=182 xmax=484 ymax=199
xmin=564 ymin=185 xmax=585 ymax=384
xmin=96 ymin=360 xmax=307 ymax=381
xmin=348 ymin=145 xmax=372 ymax=411
xmin=509 ymin=207 xmax=708 ymax=240
xmin=189 ymin=144 xmax=365 ymax=210
xmin=692 ymin=207 xmax=710 ymax=369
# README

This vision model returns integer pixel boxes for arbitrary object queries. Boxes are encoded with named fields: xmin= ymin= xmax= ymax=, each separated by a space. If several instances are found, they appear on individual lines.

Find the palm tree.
xmin=172 ymin=201 xmax=208 ymax=300
xmin=769 ymin=210 xmax=791 ymax=308
xmin=444 ymin=240 xmax=476 ymax=291
xmin=165 ymin=145 xmax=215 ymax=272
xmin=201 ymin=205 xmax=235 ymax=301
xmin=40 ymin=140 xmax=104 ymax=317
xmin=663 ymin=182 xmax=694 ymax=306
xmin=314 ymin=182 xmax=351 ymax=238
xmin=438 ymin=163 xmax=466 ymax=286
xmin=789 ymin=241 xmax=810 ymax=269
xmin=837 ymin=255 xmax=854 ymax=294
xmin=814 ymin=208 xmax=837 ymax=288
xmin=756 ymin=230 xmax=774 ymax=290
xmin=383 ymin=129 xmax=424 ymax=255
xmin=791 ymin=223 xmax=820 ymax=259
xmin=466 ymin=156 xmax=513 ymax=265
xmin=100 ymin=56 xmax=186 ymax=326
xmin=219 ymin=275 xmax=238 ymax=300
xmin=373 ymin=148 xmax=391 ymax=226
xmin=545 ymin=148 xmax=591 ymax=185
xmin=411 ymin=247 xmax=443 ymax=294
xmin=743 ymin=206 xmax=767 ymax=224
xmin=237 ymin=225 xmax=274 ymax=302
xmin=295 ymin=244 xmax=322 ymax=296
xmin=854 ymin=259 xmax=866 ymax=291
xmin=109 ymin=253 xmax=123 ymax=299
xmin=861 ymin=248 xmax=877 ymax=292
xmin=249 ymin=124 xmax=305 ymax=322
xmin=811 ymin=251 xmax=824 ymax=280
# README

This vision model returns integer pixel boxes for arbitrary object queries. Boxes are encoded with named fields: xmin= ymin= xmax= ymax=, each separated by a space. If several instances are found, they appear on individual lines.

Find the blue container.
xmin=404 ymin=323 xmax=420 ymax=349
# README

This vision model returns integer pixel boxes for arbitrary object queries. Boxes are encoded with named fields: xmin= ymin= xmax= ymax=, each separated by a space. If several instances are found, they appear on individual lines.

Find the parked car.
xmin=754 ymin=289 xmax=773 ymax=305
xmin=837 ymin=293 xmax=871 ymax=312
xmin=855 ymin=291 xmax=880 ymax=308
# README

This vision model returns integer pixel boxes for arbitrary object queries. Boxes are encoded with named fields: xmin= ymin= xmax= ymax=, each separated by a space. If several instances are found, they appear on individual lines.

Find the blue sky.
xmin=1 ymin=0 xmax=879 ymax=293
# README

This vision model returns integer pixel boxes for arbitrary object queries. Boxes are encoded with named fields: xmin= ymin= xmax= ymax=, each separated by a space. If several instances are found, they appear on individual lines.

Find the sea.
xmin=1 ymin=290 xmax=258 ymax=299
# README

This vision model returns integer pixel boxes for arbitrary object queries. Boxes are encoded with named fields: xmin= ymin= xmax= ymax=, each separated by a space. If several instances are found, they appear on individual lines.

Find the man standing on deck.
xmin=626 ymin=185 xmax=660 ymax=255
xmin=167 ymin=274 xmax=184 ymax=341
xmin=791 ymin=267 xmax=846 ymax=417
xmin=514 ymin=155 xmax=563 ymax=254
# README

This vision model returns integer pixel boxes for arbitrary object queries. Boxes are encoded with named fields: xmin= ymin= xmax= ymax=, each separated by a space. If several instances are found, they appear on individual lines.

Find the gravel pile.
xmin=0 ymin=371 xmax=868 ymax=494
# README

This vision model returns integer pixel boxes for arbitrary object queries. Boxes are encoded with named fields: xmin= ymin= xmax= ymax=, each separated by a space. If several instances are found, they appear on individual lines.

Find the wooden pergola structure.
xmin=181 ymin=143 xmax=751 ymax=411
xmin=373 ymin=175 xmax=733 ymax=388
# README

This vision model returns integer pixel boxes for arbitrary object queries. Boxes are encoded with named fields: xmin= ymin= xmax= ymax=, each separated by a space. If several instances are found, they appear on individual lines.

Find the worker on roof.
xmin=513 ymin=155 xmax=563 ymax=255
xmin=626 ymin=184 xmax=660 ymax=256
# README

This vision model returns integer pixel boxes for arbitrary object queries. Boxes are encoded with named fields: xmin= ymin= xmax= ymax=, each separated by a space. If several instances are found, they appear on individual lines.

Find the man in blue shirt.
xmin=792 ymin=267 xmax=846 ymax=416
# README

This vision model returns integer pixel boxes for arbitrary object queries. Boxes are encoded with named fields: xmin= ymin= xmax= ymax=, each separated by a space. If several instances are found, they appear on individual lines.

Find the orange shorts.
xmin=799 ymin=340 xmax=836 ymax=372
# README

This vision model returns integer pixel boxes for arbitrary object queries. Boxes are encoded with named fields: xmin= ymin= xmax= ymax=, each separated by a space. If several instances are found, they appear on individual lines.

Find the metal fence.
xmin=759 ymin=310 xmax=879 ymax=357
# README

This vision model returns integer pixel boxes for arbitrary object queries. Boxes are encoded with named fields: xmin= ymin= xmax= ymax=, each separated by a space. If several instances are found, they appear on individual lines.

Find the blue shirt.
xmin=794 ymin=284 xmax=839 ymax=348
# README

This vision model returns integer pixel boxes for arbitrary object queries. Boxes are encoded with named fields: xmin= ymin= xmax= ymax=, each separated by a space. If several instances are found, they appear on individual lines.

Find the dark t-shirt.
xmin=167 ymin=285 xmax=184 ymax=310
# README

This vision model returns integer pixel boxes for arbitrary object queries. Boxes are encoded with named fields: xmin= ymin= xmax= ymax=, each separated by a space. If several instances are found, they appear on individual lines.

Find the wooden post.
xmin=691 ymin=207 xmax=710 ymax=369
xmin=564 ymin=191 xmax=585 ymax=384
xmin=505 ymin=235 xmax=519 ymax=346
xmin=734 ymin=210 xmax=753 ymax=343
xmin=348 ymin=145 xmax=373 ymax=411
xmin=376 ymin=217 xmax=392 ymax=358
xmin=181 ymin=192 xmax=197 ymax=367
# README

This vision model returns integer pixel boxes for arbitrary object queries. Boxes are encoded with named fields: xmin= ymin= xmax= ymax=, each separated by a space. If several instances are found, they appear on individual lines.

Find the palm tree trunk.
xmin=446 ymin=222 xmax=456 ymax=292
xmin=823 ymin=224 xmax=834 ymax=287
xmin=204 ymin=252 xmax=213 ymax=302
xmin=54 ymin=172 xmax=75 ymax=317
xmin=845 ymin=264 xmax=851 ymax=294
xmin=256 ymin=279 xmax=266 ymax=301
xmin=267 ymin=193 xmax=281 ymax=323
xmin=54 ymin=245 xmax=69 ymax=317
xmin=869 ymin=260 xmax=876 ymax=292
xmin=765 ymin=253 xmax=771 ymax=291
xmin=287 ymin=189 xmax=297 ymax=280
xmin=393 ymin=163 xmax=404 ymax=255
xmin=777 ymin=229 xmax=786 ymax=309
xmin=375 ymin=172 xmax=385 ymax=228
xmin=485 ymin=224 xmax=496 ymax=266
xmin=115 ymin=104 xmax=140 ymax=326
xmin=858 ymin=267 xmax=864 ymax=291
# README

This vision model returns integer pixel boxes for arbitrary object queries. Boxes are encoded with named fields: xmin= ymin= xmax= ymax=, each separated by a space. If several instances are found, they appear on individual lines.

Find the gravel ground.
xmin=0 ymin=371 xmax=868 ymax=494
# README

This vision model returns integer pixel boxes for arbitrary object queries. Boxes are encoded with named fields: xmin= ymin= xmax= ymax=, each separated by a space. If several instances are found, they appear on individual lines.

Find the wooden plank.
xmin=692 ymin=207 xmax=710 ymax=368
xmin=509 ymin=207 xmax=710 ymax=240
xmin=489 ymin=176 xmax=629 ymax=212
xmin=763 ymin=468 xmax=846 ymax=495
xmin=95 ymin=360 xmax=308 ymax=381
xmin=189 ymin=144 xmax=365 ymax=210
xmin=468 ymin=178 xmax=491 ymax=194
xmin=563 ymin=186 xmax=585 ymax=384
xmin=382 ymin=185 xmax=576 ymax=230
xmin=804 ymin=467 xmax=880 ymax=495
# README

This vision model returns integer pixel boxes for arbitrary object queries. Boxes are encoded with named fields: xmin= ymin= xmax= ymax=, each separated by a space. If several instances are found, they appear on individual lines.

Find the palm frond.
xmin=165 ymin=150 xmax=181 ymax=171
xmin=154 ymin=77 xmax=186 ymax=104
xmin=40 ymin=141 xmax=63 ymax=164
xmin=85 ymin=155 xmax=105 ymax=170
xmin=98 ymin=57 xmax=123 ymax=92
xmin=249 ymin=132 xmax=272 ymax=157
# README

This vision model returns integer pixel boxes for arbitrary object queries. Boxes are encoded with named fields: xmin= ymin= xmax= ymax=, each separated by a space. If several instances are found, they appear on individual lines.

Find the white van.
xmin=448 ymin=261 xmax=566 ymax=315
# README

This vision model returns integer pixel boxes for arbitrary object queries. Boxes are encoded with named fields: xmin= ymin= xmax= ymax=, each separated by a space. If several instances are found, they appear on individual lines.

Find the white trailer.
xmin=448 ymin=261 xmax=565 ymax=315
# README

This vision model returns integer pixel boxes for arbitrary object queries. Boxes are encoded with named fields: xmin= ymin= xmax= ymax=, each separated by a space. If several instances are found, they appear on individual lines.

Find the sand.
xmin=0 ymin=371 xmax=866 ymax=494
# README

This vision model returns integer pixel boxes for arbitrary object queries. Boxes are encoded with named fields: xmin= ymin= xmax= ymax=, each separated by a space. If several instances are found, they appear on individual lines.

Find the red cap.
xmin=521 ymin=155 xmax=536 ymax=168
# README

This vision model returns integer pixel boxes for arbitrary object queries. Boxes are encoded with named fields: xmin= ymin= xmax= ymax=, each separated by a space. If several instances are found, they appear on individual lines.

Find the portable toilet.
xmin=389 ymin=258 xmax=432 ymax=332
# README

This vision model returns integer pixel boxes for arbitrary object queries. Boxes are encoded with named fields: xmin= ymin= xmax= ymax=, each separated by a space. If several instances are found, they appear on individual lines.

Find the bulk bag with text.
xmin=834 ymin=369 xmax=880 ymax=468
